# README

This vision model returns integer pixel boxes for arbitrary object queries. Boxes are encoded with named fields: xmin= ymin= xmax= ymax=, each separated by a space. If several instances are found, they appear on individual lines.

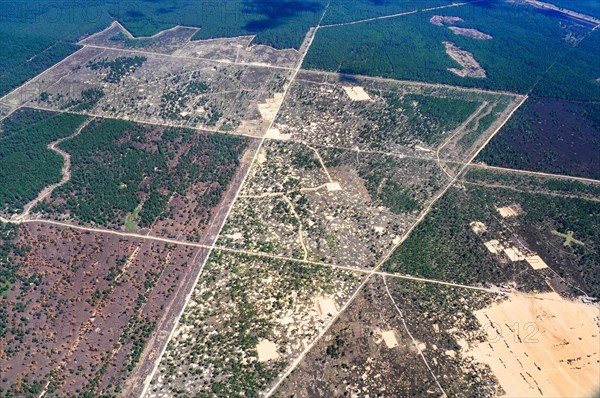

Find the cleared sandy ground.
xmin=464 ymin=293 xmax=600 ymax=397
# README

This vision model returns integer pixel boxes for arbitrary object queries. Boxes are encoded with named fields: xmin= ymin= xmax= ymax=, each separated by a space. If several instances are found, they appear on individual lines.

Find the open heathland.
xmin=275 ymin=276 xmax=503 ymax=397
xmin=218 ymin=140 xmax=449 ymax=268
xmin=0 ymin=222 xmax=200 ymax=398
xmin=0 ymin=0 xmax=329 ymax=97
xmin=147 ymin=250 xmax=362 ymax=397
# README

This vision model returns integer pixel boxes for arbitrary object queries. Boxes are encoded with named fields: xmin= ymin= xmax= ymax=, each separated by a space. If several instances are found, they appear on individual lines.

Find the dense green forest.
xmin=0 ymin=36 xmax=79 ymax=97
xmin=384 ymin=186 xmax=600 ymax=298
xmin=545 ymin=0 xmax=600 ymax=18
xmin=40 ymin=118 xmax=247 ymax=230
xmin=0 ymin=109 xmax=87 ymax=213
xmin=323 ymin=0 xmax=455 ymax=24
xmin=305 ymin=0 xmax=600 ymax=101
xmin=0 ymin=0 xmax=329 ymax=97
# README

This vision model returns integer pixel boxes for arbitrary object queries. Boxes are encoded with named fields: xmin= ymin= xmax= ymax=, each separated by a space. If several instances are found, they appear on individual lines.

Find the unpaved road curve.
xmin=19 ymin=118 xmax=94 ymax=220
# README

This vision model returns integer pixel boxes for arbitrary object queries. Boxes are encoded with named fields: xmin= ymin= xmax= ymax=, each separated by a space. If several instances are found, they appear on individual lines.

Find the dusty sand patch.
xmin=225 ymin=232 xmax=243 ymax=241
xmin=465 ymin=293 xmax=600 ymax=397
xmin=265 ymin=128 xmax=292 ymax=140
xmin=256 ymin=339 xmax=280 ymax=362
xmin=256 ymin=149 xmax=267 ymax=165
xmin=373 ymin=226 xmax=385 ymax=234
xmin=484 ymin=239 xmax=502 ymax=254
xmin=325 ymin=182 xmax=342 ymax=191
xmin=382 ymin=330 xmax=399 ymax=348
xmin=496 ymin=204 xmax=522 ymax=218
xmin=502 ymin=246 xmax=526 ymax=262
xmin=449 ymin=27 xmax=492 ymax=40
xmin=414 ymin=145 xmax=434 ymax=153
xmin=444 ymin=41 xmax=486 ymax=78
xmin=525 ymin=255 xmax=549 ymax=270
xmin=430 ymin=15 xmax=464 ymax=26
xmin=315 ymin=296 xmax=337 ymax=319
xmin=342 ymin=86 xmax=371 ymax=101
xmin=470 ymin=221 xmax=487 ymax=235
xmin=258 ymin=93 xmax=284 ymax=120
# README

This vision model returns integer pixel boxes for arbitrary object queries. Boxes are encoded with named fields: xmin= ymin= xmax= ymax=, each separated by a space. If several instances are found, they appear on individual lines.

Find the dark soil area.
xmin=478 ymin=98 xmax=600 ymax=179
xmin=0 ymin=223 xmax=197 ymax=397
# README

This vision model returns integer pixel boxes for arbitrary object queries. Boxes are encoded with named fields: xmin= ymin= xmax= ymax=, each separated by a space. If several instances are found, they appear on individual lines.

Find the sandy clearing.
xmin=265 ymin=128 xmax=292 ymax=140
xmin=470 ymin=221 xmax=487 ymax=235
xmin=258 ymin=93 xmax=284 ymax=120
xmin=430 ymin=15 xmax=464 ymax=26
xmin=314 ymin=296 xmax=337 ymax=320
xmin=496 ymin=205 xmax=520 ymax=218
xmin=449 ymin=27 xmax=492 ymax=40
xmin=342 ymin=86 xmax=371 ymax=101
xmin=525 ymin=255 xmax=549 ymax=270
xmin=444 ymin=41 xmax=486 ymax=78
xmin=484 ymin=239 xmax=502 ymax=254
xmin=257 ymin=339 xmax=280 ymax=362
xmin=465 ymin=293 xmax=600 ymax=398
xmin=382 ymin=330 xmax=399 ymax=348
xmin=325 ymin=182 xmax=342 ymax=191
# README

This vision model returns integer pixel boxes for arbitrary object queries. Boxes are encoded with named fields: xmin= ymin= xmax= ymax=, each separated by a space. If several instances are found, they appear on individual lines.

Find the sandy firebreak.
xmin=463 ymin=293 xmax=600 ymax=397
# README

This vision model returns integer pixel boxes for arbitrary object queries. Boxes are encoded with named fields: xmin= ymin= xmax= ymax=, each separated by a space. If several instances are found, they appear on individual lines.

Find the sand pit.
xmin=342 ymin=86 xmax=371 ymax=101
xmin=502 ymin=246 xmax=526 ymax=262
xmin=382 ymin=330 xmax=399 ymax=348
xmin=465 ymin=293 xmax=600 ymax=397
xmin=256 ymin=339 xmax=280 ymax=362
xmin=444 ymin=41 xmax=486 ymax=78
xmin=484 ymin=239 xmax=502 ymax=254
xmin=315 ymin=296 xmax=337 ymax=319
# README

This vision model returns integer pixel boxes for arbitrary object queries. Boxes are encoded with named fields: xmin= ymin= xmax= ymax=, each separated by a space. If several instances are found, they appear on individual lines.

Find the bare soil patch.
xmin=444 ymin=41 xmax=487 ymax=78
xmin=449 ymin=26 xmax=493 ymax=40
xmin=429 ymin=15 xmax=464 ymax=26
xmin=465 ymin=293 xmax=600 ymax=397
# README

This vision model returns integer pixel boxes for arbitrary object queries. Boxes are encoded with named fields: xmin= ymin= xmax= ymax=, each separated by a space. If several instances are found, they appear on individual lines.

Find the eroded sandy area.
xmin=464 ymin=293 xmax=600 ymax=397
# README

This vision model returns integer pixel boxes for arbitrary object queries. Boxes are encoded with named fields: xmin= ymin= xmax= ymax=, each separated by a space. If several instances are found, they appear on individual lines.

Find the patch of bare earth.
xmin=449 ymin=27 xmax=493 ymax=40
xmin=463 ymin=293 xmax=600 ymax=397
xmin=444 ymin=41 xmax=487 ymax=78
xmin=430 ymin=15 xmax=464 ymax=26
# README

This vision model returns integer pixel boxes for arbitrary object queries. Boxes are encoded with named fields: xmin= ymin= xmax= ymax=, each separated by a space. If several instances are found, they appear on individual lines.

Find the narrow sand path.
xmin=18 ymin=118 xmax=93 ymax=221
